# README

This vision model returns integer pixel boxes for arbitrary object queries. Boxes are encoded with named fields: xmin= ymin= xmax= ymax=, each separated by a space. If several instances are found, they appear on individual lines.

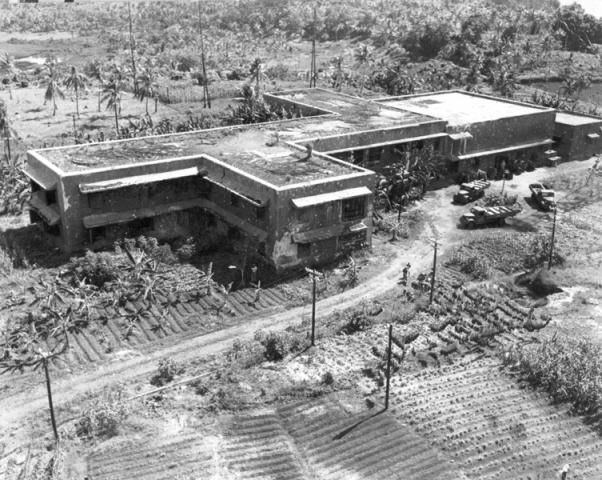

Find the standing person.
xmin=402 ymin=263 xmax=411 ymax=286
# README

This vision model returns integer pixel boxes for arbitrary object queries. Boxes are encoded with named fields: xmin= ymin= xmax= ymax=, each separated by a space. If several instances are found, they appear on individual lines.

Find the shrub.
xmin=227 ymin=338 xmax=265 ymax=368
xmin=253 ymin=330 xmax=304 ymax=362
xmin=505 ymin=336 xmax=602 ymax=418
xmin=446 ymin=251 xmax=492 ymax=280
xmin=150 ymin=358 xmax=185 ymax=387
xmin=70 ymin=250 xmax=119 ymax=287
xmin=524 ymin=234 xmax=565 ymax=270
xmin=77 ymin=388 xmax=129 ymax=439
xmin=321 ymin=371 xmax=335 ymax=386
xmin=340 ymin=309 xmax=373 ymax=334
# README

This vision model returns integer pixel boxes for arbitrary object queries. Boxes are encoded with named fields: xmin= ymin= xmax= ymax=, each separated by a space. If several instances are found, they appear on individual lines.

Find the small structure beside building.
xmin=24 ymin=88 xmax=601 ymax=270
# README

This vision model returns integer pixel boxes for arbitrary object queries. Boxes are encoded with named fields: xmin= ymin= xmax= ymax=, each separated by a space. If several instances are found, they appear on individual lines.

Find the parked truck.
xmin=529 ymin=183 xmax=556 ymax=211
xmin=453 ymin=180 xmax=491 ymax=204
xmin=460 ymin=205 xmax=521 ymax=228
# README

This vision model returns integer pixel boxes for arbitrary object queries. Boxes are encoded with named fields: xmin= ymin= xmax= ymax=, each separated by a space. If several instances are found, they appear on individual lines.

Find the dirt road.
xmin=0 ymin=159 xmax=595 ymax=437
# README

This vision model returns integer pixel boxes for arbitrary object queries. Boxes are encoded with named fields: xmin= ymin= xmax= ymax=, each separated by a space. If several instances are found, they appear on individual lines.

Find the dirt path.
xmin=0 ymin=237 xmax=432 ymax=433
xmin=0 ymin=159 xmax=595 ymax=437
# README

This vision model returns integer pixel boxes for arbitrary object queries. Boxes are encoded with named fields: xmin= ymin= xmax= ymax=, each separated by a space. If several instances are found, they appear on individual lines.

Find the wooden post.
xmin=385 ymin=324 xmax=392 ymax=410
xmin=43 ymin=358 xmax=59 ymax=442
xmin=72 ymin=115 xmax=77 ymax=143
xmin=548 ymin=205 xmax=557 ymax=270
xmin=429 ymin=240 xmax=438 ymax=305
xmin=305 ymin=267 xmax=322 ymax=346
xmin=311 ymin=273 xmax=316 ymax=346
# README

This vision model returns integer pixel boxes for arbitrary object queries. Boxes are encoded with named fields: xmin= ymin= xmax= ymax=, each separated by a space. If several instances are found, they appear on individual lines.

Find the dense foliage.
xmin=505 ymin=335 xmax=602 ymax=422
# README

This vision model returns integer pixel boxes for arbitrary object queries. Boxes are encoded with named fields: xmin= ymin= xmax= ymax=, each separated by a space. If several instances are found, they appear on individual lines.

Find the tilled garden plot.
xmin=87 ymin=395 xmax=462 ymax=480
xmin=389 ymin=356 xmax=602 ymax=480
xmin=59 ymin=285 xmax=293 ymax=368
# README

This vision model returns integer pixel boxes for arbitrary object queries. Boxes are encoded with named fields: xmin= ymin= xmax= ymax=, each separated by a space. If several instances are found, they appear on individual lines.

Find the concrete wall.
xmin=56 ymin=155 xmax=279 ymax=251
xmin=264 ymin=93 xmax=332 ymax=117
xmin=270 ymin=170 xmax=376 ymax=270
xmin=555 ymin=121 xmax=602 ymax=161
xmin=306 ymin=122 xmax=446 ymax=152
xmin=457 ymin=111 xmax=556 ymax=155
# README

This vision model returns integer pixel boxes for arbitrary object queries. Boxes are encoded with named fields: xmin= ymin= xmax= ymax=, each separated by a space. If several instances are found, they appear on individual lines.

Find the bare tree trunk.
xmin=145 ymin=96 xmax=149 ymax=115
xmin=128 ymin=2 xmax=137 ymax=94
xmin=114 ymin=106 xmax=119 ymax=136
xmin=75 ymin=84 xmax=80 ymax=118
xmin=5 ymin=126 xmax=11 ymax=164
xmin=154 ymin=97 xmax=158 ymax=113
xmin=198 ymin=1 xmax=211 ymax=108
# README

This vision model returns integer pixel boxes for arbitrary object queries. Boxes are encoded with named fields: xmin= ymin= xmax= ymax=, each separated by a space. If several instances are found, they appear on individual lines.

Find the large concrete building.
xmin=24 ymin=88 xmax=601 ymax=270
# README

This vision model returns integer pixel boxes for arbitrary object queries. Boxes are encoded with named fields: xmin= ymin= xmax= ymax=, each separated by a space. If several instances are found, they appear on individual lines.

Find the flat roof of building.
xmin=377 ymin=91 xmax=550 ymax=127
xmin=31 ymin=89 xmax=440 ymax=186
xmin=556 ymin=111 xmax=602 ymax=126
xmin=37 ymin=123 xmax=367 ymax=187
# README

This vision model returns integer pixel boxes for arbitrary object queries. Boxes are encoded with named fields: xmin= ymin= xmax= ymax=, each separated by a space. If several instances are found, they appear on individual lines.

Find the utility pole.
xmin=548 ymin=205 xmax=557 ymax=270
xmin=305 ymin=267 xmax=322 ymax=346
xmin=127 ymin=2 xmax=137 ymax=95
xmin=43 ymin=357 xmax=58 ymax=442
xmin=385 ymin=324 xmax=392 ymax=410
xmin=429 ymin=239 xmax=438 ymax=304
xmin=309 ymin=6 xmax=317 ymax=88
xmin=198 ymin=1 xmax=212 ymax=108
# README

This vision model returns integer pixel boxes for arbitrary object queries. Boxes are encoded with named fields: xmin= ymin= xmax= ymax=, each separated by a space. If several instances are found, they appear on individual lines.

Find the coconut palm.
xmin=0 ymin=99 xmax=11 ymax=163
xmin=248 ymin=58 xmax=269 ymax=95
xmin=353 ymin=44 xmax=373 ymax=96
xmin=64 ymin=66 xmax=87 ymax=118
xmin=135 ymin=67 xmax=158 ymax=115
xmin=0 ymin=52 xmax=19 ymax=100
xmin=101 ymin=76 xmax=122 ymax=135
xmin=44 ymin=60 xmax=65 ymax=117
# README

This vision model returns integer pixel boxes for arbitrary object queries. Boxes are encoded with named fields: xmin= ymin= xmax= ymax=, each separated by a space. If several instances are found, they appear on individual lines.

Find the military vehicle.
xmin=529 ymin=183 xmax=556 ymax=211
xmin=453 ymin=180 xmax=491 ymax=204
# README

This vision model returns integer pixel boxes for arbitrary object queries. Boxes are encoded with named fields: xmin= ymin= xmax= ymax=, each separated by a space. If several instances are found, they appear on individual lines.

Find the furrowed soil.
xmin=2 ymin=158 xmax=602 ymax=479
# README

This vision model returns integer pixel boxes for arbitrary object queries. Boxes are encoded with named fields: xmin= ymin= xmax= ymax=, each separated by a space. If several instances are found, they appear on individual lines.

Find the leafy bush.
xmin=254 ymin=330 xmax=304 ymax=361
xmin=227 ymin=338 xmax=265 ymax=368
xmin=524 ymin=234 xmax=565 ymax=270
xmin=70 ymin=250 xmax=119 ymax=287
xmin=77 ymin=388 xmax=129 ymax=439
xmin=446 ymin=251 xmax=492 ymax=280
xmin=505 ymin=336 xmax=602 ymax=418
xmin=340 ymin=309 xmax=373 ymax=334
xmin=321 ymin=371 xmax=335 ymax=386
xmin=150 ymin=358 xmax=185 ymax=387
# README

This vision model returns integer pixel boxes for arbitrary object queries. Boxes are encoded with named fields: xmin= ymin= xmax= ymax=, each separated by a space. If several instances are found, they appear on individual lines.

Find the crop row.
xmin=54 ymin=285 xmax=292 ymax=368
xmin=389 ymin=358 xmax=602 ymax=480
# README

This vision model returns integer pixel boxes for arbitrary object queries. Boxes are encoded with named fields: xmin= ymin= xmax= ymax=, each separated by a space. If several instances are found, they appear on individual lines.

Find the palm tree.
xmin=0 ymin=99 xmax=11 ymax=163
xmin=248 ymin=58 xmax=269 ymax=95
xmin=135 ymin=67 xmax=157 ymax=115
xmin=101 ymin=76 xmax=122 ymax=135
xmin=44 ymin=60 xmax=65 ymax=117
xmin=0 ymin=52 xmax=19 ymax=100
xmin=64 ymin=66 xmax=87 ymax=118
xmin=353 ymin=44 xmax=373 ymax=96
